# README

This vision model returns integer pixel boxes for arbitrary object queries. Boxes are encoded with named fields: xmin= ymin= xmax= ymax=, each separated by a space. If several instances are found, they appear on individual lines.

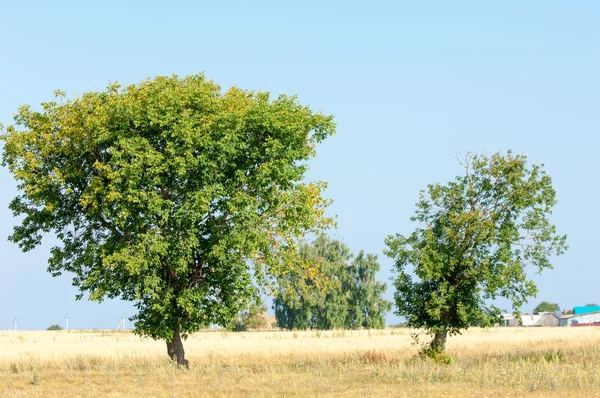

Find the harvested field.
xmin=1 ymin=327 xmax=600 ymax=397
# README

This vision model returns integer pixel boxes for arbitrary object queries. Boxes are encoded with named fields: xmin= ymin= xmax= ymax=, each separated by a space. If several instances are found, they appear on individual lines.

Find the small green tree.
xmin=533 ymin=301 xmax=560 ymax=314
xmin=385 ymin=152 xmax=567 ymax=353
xmin=228 ymin=301 xmax=271 ymax=331
xmin=228 ymin=311 xmax=247 ymax=332
xmin=2 ymin=74 xmax=334 ymax=366
xmin=245 ymin=302 xmax=271 ymax=330
xmin=46 ymin=324 xmax=63 ymax=331
xmin=274 ymin=235 xmax=391 ymax=330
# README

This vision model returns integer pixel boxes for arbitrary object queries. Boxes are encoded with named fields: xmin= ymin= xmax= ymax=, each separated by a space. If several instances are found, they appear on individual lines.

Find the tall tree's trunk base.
xmin=430 ymin=330 xmax=448 ymax=351
xmin=167 ymin=328 xmax=189 ymax=369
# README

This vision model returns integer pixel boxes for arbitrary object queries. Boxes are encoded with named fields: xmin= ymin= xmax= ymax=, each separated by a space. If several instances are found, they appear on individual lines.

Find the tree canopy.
xmin=384 ymin=152 xmax=567 ymax=352
xmin=533 ymin=301 xmax=560 ymax=314
xmin=1 ymin=74 xmax=335 ymax=365
xmin=274 ymin=235 xmax=391 ymax=330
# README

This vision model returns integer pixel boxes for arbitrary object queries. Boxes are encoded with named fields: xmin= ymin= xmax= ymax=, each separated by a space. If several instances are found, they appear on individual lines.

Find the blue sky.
xmin=1 ymin=1 xmax=599 ymax=329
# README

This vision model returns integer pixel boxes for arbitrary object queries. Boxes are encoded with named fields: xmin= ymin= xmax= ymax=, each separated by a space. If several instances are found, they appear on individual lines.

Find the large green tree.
xmin=274 ymin=235 xmax=391 ymax=330
xmin=1 ymin=74 xmax=334 ymax=366
xmin=384 ymin=152 xmax=567 ymax=352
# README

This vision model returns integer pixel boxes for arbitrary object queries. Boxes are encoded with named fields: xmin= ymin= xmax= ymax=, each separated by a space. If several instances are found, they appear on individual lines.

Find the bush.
xmin=46 ymin=324 xmax=63 ymax=331
xmin=418 ymin=346 xmax=453 ymax=365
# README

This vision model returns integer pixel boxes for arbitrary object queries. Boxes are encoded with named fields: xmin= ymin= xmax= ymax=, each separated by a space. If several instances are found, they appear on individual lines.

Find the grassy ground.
xmin=1 ymin=327 xmax=600 ymax=397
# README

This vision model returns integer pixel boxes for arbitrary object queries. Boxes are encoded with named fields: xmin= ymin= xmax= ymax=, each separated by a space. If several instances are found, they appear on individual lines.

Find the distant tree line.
xmin=228 ymin=235 xmax=391 ymax=331
xmin=274 ymin=235 xmax=391 ymax=330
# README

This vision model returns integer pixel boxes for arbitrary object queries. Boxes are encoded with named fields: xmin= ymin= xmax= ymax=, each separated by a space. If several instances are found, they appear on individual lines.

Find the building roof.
xmin=574 ymin=306 xmax=600 ymax=315
xmin=521 ymin=314 xmax=541 ymax=326
xmin=535 ymin=313 xmax=559 ymax=325
xmin=560 ymin=310 xmax=600 ymax=319
xmin=520 ymin=313 xmax=558 ymax=326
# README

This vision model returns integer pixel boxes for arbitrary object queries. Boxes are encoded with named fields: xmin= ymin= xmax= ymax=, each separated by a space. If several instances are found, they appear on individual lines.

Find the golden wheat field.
xmin=1 ymin=327 xmax=600 ymax=397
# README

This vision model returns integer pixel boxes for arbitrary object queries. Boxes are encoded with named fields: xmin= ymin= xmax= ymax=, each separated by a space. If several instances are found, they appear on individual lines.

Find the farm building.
xmin=502 ymin=314 xmax=519 ymax=327
xmin=573 ymin=306 xmax=600 ymax=315
xmin=520 ymin=313 xmax=559 ymax=327
xmin=501 ymin=313 xmax=559 ymax=327
xmin=559 ymin=310 xmax=600 ymax=327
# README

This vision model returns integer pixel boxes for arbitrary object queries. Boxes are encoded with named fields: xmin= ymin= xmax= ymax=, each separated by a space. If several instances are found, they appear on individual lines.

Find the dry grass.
xmin=1 ymin=327 xmax=600 ymax=397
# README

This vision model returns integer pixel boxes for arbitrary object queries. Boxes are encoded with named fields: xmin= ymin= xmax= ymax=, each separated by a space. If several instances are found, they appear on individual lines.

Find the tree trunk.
xmin=430 ymin=329 xmax=448 ymax=351
xmin=167 ymin=327 xmax=189 ymax=368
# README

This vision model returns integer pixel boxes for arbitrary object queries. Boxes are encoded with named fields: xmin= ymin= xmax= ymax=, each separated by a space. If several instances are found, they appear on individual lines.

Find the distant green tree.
xmin=245 ymin=302 xmax=271 ymax=330
xmin=585 ymin=303 xmax=598 ymax=306
xmin=274 ymin=235 xmax=391 ymax=330
xmin=46 ymin=324 xmax=63 ymax=331
xmin=345 ymin=251 xmax=391 ymax=329
xmin=533 ymin=301 xmax=560 ymax=314
xmin=228 ymin=301 xmax=271 ymax=331
xmin=228 ymin=312 xmax=246 ymax=332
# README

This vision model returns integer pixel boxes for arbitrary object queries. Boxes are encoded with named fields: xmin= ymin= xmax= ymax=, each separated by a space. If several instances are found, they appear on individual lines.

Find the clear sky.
xmin=1 ymin=1 xmax=598 ymax=330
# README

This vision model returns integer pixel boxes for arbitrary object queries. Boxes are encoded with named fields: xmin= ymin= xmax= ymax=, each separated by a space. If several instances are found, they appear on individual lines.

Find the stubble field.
xmin=1 ymin=327 xmax=600 ymax=397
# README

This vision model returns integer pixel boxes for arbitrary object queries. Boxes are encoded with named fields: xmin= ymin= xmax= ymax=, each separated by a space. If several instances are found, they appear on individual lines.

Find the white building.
xmin=559 ymin=310 xmax=600 ymax=327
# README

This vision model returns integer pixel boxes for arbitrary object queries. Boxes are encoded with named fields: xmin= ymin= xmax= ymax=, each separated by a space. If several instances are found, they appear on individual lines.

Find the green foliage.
xmin=346 ymin=251 xmax=392 ymax=329
xmin=585 ymin=303 xmax=598 ymax=307
xmin=274 ymin=235 xmax=391 ymax=330
xmin=46 ymin=324 xmax=63 ymax=331
xmin=228 ymin=317 xmax=246 ymax=332
xmin=418 ymin=346 xmax=453 ymax=365
xmin=29 ymin=371 xmax=39 ymax=385
xmin=228 ymin=302 xmax=271 ymax=331
xmin=533 ymin=301 xmax=560 ymax=314
xmin=385 ymin=152 xmax=567 ymax=348
xmin=1 ymin=74 xmax=335 ymax=344
xmin=245 ymin=302 xmax=271 ymax=330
